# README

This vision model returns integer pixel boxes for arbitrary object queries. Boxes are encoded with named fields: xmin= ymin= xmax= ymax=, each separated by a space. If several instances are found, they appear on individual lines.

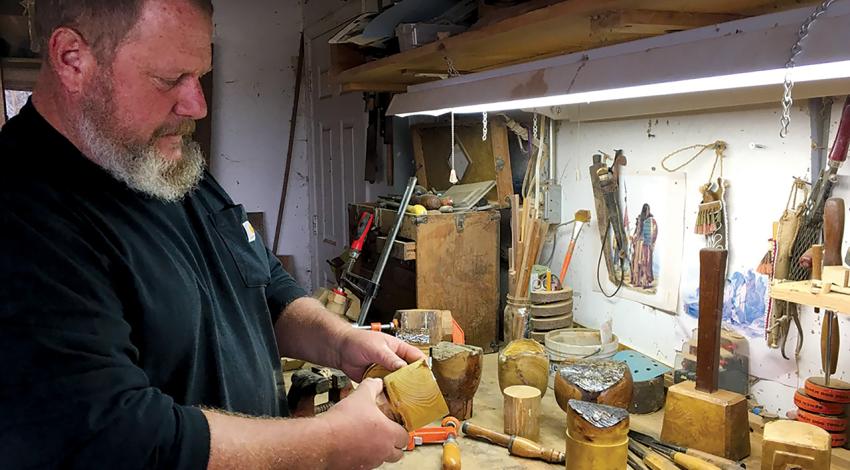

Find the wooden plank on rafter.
xmin=591 ymin=10 xmax=744 ymax=35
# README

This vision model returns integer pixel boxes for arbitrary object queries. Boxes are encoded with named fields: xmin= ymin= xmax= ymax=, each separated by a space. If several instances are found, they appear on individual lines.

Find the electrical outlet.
xmin=544 ymin=182 xmax=562 ymax=224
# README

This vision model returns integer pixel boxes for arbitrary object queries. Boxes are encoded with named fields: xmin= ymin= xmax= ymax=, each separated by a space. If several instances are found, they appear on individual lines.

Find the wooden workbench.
xmin=383 ymin=353 xmax=850 ymax=469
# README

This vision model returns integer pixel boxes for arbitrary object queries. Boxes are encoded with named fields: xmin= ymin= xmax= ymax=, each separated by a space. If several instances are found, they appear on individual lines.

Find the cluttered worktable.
xmin=381 ymin=353 xmax=850 ymax=469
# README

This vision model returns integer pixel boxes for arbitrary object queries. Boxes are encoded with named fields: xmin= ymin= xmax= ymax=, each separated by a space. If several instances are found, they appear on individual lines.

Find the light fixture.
xmin=387 ymin=3 xmax=850 ymax=120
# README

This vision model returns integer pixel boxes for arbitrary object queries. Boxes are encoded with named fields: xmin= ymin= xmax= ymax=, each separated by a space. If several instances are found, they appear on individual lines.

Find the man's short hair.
xmin=36 ymin=0 xmax=213 ymax=64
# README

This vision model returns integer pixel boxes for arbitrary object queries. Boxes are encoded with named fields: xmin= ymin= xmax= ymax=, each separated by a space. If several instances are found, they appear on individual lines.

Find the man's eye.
xmin=157 ymin=77 xmax=181 ymax=88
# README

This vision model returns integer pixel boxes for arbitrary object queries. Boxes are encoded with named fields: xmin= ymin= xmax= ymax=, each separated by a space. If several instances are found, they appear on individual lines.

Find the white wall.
xmin=210 ymin=0 xmax=311 ymax=285
xmin=549 ymin=99 xmax=850 ymax=415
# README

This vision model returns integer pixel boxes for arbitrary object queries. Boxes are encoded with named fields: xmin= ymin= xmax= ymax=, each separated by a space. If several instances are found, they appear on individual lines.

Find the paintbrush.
xmin=559 ymin=210 xmax=591 ymax=284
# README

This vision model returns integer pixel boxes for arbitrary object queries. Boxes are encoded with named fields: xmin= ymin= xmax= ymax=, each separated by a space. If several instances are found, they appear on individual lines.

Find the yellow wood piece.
xmin=769 ymin=280 xmax=850 ymax=313
xmin=761 ymin=420 xmax=831 ymax=470
xmin=822 ymin=265 xmax=850 ymax=288
xmin=565 ymin=429 xmax=628 ymax=470
xmin=382 ymin=359 xmax=450 ymax=431
xmin=661 ymin=381 xmax=750 ymax=461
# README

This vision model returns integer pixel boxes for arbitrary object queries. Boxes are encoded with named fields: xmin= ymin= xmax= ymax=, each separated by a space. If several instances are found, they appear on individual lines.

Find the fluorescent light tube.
xmin=396 ymin=60 xmax=850 ymax=117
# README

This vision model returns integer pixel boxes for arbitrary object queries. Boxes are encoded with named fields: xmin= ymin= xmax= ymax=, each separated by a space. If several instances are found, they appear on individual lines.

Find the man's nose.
xmin=173 ymin=76 xmax=208 ymax=121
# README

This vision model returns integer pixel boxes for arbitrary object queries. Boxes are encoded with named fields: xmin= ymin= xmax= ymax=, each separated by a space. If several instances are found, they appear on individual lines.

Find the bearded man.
xmin=0 ymin=1 xmax=420 ymax=468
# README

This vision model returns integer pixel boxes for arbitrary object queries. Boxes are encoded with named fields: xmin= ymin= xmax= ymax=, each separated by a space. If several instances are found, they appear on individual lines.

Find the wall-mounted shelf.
xmin=334 ymin=0 xmax=820 ymax=93
xmin=769 ymin=281 xmax=850 ymax=314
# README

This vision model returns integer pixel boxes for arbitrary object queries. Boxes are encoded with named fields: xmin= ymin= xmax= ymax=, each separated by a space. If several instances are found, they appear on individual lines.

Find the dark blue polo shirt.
xmin=0 ymin=102 xmax=306 ymax=469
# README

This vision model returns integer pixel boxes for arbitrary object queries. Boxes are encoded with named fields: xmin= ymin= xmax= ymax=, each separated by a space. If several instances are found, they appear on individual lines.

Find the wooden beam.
xmin=340 ymin=82 xmax=407 ymax=93
xmin=591 ymin=10 xmax=744 ymax=35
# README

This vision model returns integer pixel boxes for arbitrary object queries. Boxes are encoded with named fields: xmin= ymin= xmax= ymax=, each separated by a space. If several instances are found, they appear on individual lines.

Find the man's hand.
xmin=319 ymin=378 xmax=410 ymax=469
xmin=336 ymin=329 xmax=425 ymax=381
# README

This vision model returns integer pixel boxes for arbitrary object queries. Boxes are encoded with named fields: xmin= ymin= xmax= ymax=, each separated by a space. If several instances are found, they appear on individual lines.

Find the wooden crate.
xmin=349 ymin=203 xmax=500 ymax=351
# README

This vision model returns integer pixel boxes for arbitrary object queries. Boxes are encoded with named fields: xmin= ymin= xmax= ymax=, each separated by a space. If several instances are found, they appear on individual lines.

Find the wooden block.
xmin=762 ymin=420 xmax=831 ymax=470
xmin=821 ymin=265 xmax=850 ymax=288
xmin=660 ymin=380 xmax=750 ymax=461
xmin=554 ymin=360 xmax=633 ymax=412
xmin=498 ymin=339 xmax=549 ymax=398
xmin=431 ymin=342 xmax=483 ymax=420
xmin=381 ymin=359 xmax=449 ymax=431
xmin=503 ymin=385 xmax=541 ymax=441
xmin=376 ymin=236 xmax=416 ymax=261
xmin=565 ymin=400 xmax=629 ymax=470
xmin=529 ymin=287 xmax=573 ymax=304
xmin=529 ymin=299 xmax=573 ymax=317
xmin=529 ymin=313 xmax=573 ymax=331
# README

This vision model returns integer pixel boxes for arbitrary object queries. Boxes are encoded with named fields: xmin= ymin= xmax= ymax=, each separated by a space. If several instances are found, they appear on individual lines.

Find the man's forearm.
xmin=274 ymin=297 xmax=350 ymax=367
xmin=204 ymin=409 xmax=331 ymax=469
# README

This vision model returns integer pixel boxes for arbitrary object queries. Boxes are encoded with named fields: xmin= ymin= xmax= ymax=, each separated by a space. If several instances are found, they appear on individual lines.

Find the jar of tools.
xmin=504 ymin=295 xmax=531 ymax=342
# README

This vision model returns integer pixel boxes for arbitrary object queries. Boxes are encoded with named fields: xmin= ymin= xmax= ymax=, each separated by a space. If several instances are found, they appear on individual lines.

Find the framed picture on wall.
xmin=592 ymin=170 xmax=687 ymax=313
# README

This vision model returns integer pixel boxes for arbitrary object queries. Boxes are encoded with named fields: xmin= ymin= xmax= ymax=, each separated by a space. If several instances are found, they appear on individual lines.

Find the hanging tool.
xmin=345 ymin=177 xmax=418 ymax=326
xmin=461 ymin=421 xmax=565 ymax=464
xmin=787 ymin=96 xmax=850 ymax=281
xmin=558 ymin=209 xmax=591 ymax=283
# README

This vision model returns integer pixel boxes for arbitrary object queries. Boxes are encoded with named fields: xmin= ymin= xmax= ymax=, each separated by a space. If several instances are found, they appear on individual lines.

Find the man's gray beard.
xmin=75 ymin=102 xmax=206 ymax=203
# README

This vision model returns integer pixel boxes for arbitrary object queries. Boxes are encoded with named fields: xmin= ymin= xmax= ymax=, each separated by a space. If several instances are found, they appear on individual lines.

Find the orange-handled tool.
xmin=442 ymin=435 xmax=461 ymax=470
xmin=406 ymin=417 xmax=461 ymax=450
xmin=559 ymin=210 xmax=591 ymax=283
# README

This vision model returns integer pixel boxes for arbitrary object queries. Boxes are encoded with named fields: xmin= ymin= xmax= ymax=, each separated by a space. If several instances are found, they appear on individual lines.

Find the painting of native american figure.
xmin=627 ymin=203 xmax=659 ymax=292
xmin=594 ymin=171 xmax=685 ymax=313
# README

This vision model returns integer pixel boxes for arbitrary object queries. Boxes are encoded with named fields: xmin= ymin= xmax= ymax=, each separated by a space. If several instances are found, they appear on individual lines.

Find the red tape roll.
xmin=805 ymin=378 xmax=850 ymax=404
xmin=795 ymin=389 xmax=846 ymax=415
xmin=831 ymin=432 xmax=848 ymax=448
xmin=797 ymin=408 xmax=848 ymax=433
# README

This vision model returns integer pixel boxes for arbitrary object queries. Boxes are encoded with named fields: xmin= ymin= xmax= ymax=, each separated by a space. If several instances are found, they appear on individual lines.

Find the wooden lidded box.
xmin=349 ymin=203 xmax=500 ymax=352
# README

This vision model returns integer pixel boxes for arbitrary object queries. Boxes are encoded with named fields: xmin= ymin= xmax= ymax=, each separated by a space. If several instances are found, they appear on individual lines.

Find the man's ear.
xmin=47 ymin=27 xmax=98 ymax=94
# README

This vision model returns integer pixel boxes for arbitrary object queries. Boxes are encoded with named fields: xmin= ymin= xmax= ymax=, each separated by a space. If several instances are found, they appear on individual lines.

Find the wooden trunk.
xmin=350 ymin=203 xmax=500 ymax=351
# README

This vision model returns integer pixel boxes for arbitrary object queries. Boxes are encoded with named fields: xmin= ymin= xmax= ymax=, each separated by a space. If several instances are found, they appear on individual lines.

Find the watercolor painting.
xmin=593 ymin=171 xmax=685 ymax=313
xmin=683 ymin=269 xmax=770 ymax=338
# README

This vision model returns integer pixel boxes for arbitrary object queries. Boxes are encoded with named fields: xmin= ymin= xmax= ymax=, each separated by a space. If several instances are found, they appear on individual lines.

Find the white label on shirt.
xmin=243 ymin=221 xmax=257 ymax=243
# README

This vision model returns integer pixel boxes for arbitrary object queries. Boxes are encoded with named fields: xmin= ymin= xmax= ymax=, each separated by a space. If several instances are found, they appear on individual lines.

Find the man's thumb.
xmin=357 ymin=377 xmax=385 ymax=401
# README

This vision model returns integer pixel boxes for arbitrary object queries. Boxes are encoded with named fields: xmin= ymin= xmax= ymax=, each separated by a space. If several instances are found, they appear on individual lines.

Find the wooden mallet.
xmin=661 ymin=249 xmax=750 ymax=461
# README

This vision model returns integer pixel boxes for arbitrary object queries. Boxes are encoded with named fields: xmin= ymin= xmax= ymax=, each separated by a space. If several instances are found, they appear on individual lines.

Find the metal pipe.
xmin=356 ymin=176 xmax=418 ymax=325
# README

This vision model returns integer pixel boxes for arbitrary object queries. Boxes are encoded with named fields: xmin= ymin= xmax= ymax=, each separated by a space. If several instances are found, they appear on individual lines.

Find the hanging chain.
xmin=532 ymin=114 xmax=539 ymax=140
xmin=19 ymin=0 xmax=38 ymax=53
xmin=780 ymin=0 xmax=836 ymax=138
xmin=444 ymin=56 xmax=461 ymax=78
xmin=482 ymin=112 xmax=488 ymax=141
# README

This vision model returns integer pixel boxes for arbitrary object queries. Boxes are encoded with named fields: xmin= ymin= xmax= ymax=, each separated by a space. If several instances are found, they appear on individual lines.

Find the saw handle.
xmin=829 ymin=96 xmax=850 ymax=164
xmin=823 ymin=198 xmax=845 ymax=266
xmin=821 ymin=310 xmax=840 ymax=376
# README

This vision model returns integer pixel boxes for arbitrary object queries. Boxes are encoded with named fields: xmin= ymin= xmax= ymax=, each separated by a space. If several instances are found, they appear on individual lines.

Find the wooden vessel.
xmin=431 ymin=342 xmax=483 ymax=420
xmin=366 ymin=358 xmax=449 ymax=431
xmin=554 ymin=360 xmax=633 ymax=411
xmin=498 ymin=339 xmax=549 ymax=397
xmin=565 ymin=400 xmax=629 ymax=470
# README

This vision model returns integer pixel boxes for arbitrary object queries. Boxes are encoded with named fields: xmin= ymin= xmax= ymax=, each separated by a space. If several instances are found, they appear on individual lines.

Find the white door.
xmin=304 ymin=12 xmax=390 ymax=291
